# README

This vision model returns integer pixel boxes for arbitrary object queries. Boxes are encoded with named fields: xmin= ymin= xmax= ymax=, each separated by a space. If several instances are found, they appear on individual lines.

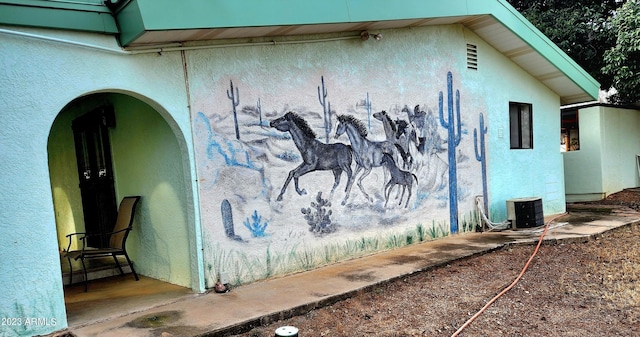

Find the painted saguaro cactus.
xmin=318 ymin=75 xmax=331 ymax=143
xmin=474 ymin=112 xmax=489 ymax=215
xmin=221 ymin=199 xmax=243 ymax=242
xmin=438 ymin=71 xmax=462 ymax=234
xmin=364 ymin=92 xmax=372 ymax=130
xmin=227 ymin=80 xmax=240 ymax=140
xmin=257 ymin=98 xmax=263 ymax=126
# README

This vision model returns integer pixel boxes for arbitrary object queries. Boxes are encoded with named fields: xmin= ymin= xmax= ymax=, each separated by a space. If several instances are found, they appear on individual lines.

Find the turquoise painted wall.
xmin=464 ymin=28 xmax=567 ymax=218
xmin=1 ymin=26 xmax=203 ymax=336
xmin=600 ymin=106 xmax=640 ymax=194
xmin=563 ymin=106 xmax=604 ymax=201
xmin=564 ymin=106 xmax=640 ymax=201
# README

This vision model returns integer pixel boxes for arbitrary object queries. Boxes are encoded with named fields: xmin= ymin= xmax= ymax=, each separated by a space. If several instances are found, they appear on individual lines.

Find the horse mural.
xmin=381 ymin=153 xmax=418 ymax=208
xmin=335 ymin=114 xmax=401 ymax=203
xmin=372 ymin=110 xmax=416 ymax=170
xmin=270 ymin=112 xmax=354 ymax=205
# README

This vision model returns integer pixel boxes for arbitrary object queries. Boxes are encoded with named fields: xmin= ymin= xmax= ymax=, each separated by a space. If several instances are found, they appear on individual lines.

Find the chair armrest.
xmin=79 ymin=230 xmax=124 ymax=240
xmin=83 ymin=227 xmax=131 ymax=240
xmin=103 ymin=227 xmax=131 ymax=236
xmin=65 ymin=232 xmax=86 ymax=238
xmin=65 ymin=232 xmax=87 ymax=252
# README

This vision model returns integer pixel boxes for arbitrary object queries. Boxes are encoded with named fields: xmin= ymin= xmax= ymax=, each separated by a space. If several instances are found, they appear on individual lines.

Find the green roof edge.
xmin=0 ymin=0 xmax=600 ymax=100
xmin=0 ymin=0 xmax=117 ymax=34
xmin=120 ymin=0 xmax=600 ymax=99
xmin=489 ymin=0 xmax=600 ymax=100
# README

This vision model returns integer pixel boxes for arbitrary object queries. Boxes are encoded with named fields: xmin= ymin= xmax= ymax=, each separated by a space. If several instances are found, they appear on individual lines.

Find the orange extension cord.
xmin=451 ymin=212 xmax=567 ymax=337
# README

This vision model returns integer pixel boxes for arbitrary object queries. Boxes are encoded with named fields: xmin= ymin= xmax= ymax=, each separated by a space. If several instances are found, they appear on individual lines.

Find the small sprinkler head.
xmin=275 ymin=326 xmax=299 ymax=337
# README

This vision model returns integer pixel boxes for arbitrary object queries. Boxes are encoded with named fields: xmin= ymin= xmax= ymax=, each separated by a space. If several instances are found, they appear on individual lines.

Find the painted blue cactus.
xmin=438 ymin=71 xmax=462 ymax=234
xmin=243 ymin=210 xmax=268 ymax=238
xmin=227 ymin=79 xmax=240 ymax=140
xmin=474 ymin=112 xmax=489 ymax=215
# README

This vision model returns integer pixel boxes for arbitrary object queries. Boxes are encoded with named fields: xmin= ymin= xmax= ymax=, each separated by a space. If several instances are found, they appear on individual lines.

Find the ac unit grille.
xmin=506 ymin=197 xmax=544 ymax=229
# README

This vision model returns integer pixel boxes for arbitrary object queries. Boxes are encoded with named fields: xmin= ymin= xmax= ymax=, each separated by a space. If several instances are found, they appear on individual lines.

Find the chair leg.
xmin=112 ymin=254 xmax=125 ymax=275
xmin=80 ymin=257 xmax=88 ymax=292
xmin=67 ymin=257 xmax=73 ymax=286
xmin=122 ymin=252 xmax=139 ymax=281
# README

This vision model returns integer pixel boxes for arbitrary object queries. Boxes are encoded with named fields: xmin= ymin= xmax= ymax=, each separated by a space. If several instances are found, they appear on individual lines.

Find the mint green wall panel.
xmin=1 ymin=27 xmax=70 ymax=337
xmin=2 ymin=26 xmax=204 ymax=335
xmin=563 ymin=106 xmax=603 ymax=201
xmin=109 ymin=94 xmax=193 ymax=287
xmin=562 ymin=106 xmax=640 ymax=202
xmin=459 ymin=25 xmax=567 ymax=219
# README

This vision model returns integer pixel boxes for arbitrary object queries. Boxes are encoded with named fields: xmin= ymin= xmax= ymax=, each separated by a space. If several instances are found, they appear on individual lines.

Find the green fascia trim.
xmin=0 ymin=0 xmax=117 ymax=33
xmin=490 ymin=0 xmax=600 ymax=100
xmin=118 ymin=0 xmax=599 ymax=99
xmin=136 ymin=0 xmax=352 ymax=29
xmin=115 ymin=0 xmax=147 ymax=47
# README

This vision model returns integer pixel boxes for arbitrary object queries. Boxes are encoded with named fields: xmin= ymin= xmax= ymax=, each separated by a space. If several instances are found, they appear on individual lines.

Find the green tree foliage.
xmin=602 ymin=0 xmax=640 ymax=104
xmin=507 ymin=0 xmax=622 ymax=90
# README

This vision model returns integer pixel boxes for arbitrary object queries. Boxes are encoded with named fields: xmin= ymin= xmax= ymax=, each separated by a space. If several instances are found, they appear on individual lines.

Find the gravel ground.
xmin=231 ymin=189 xmax=640 ymax=337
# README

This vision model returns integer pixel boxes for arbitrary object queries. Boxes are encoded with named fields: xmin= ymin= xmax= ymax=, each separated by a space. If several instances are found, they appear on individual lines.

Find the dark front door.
xmin=72 ymin=106 xmax=117 ymax=248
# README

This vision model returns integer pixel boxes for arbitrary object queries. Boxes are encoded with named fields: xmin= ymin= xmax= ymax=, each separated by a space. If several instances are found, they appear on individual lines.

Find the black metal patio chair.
xmin=64 ymin=196 xmax=141 ymax=291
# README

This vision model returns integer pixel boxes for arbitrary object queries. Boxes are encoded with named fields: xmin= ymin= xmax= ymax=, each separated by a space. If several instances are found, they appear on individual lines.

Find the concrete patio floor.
xmin=56 ymin=204 xmax=640 ymax=337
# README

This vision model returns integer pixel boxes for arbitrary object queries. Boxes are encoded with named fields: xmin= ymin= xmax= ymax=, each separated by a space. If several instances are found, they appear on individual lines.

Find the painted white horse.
xmin=335 ymin=114 xmax=400 ymax=203
xmin=372 ymin=110 xmax=414 ymax=169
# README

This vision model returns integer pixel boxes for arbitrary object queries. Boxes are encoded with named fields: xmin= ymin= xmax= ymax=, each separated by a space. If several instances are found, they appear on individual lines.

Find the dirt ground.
xmin=232 ymin=189 xmax=640 ymax=337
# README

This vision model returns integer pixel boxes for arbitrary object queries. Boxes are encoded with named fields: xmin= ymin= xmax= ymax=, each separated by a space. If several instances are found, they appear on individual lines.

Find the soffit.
xmin=125 ymin=14 xmax=594 ymax=105
xmin=0 ymin=0 xmax=598 ymax=105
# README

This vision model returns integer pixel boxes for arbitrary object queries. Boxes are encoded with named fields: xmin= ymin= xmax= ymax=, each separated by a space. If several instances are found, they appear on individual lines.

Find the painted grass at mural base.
xmin=204 ymin=212 xmax=480 ymax=288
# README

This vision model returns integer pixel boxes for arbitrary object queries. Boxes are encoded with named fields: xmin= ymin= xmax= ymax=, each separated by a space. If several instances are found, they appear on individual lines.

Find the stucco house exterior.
xmin=0 ymin=0 xmax=599 ymax=336
xmin=562 ymin=103 xmax=640 ymax=202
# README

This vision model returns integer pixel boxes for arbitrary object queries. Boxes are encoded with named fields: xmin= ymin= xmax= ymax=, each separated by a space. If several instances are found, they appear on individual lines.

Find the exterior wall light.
xmin=360 ymin=31 xmax=382 ymax=41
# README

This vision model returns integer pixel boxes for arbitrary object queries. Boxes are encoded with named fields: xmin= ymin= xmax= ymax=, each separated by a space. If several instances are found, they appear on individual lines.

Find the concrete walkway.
xmin=63 ymin=205 xmax=640 ymax=337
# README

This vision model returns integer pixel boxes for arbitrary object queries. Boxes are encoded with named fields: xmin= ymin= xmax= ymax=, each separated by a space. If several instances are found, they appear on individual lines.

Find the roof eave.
xmin=114 ymin=0 xmax=600 ymax=104
xmin=0 ymin=0 xmax=117 ymax=34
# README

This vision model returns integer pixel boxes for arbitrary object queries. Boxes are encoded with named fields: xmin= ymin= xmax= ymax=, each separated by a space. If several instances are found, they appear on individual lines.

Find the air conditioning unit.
xmin=506 ymin=197 xmax=544 ymax=229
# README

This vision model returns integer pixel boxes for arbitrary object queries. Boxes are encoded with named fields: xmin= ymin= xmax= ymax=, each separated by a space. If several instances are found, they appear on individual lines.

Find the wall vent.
xmin=466 ymin=44 xmax=478 ymax=70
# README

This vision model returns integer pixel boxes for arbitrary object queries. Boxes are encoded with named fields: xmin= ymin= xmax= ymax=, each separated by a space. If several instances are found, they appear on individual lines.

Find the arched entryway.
xmin=48 ymin=92 xmax=198 ymax=326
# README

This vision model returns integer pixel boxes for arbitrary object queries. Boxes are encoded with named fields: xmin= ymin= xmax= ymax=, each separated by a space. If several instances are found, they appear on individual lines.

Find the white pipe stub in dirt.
xmin=275 ymin=326 xmax=299 ymax=336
